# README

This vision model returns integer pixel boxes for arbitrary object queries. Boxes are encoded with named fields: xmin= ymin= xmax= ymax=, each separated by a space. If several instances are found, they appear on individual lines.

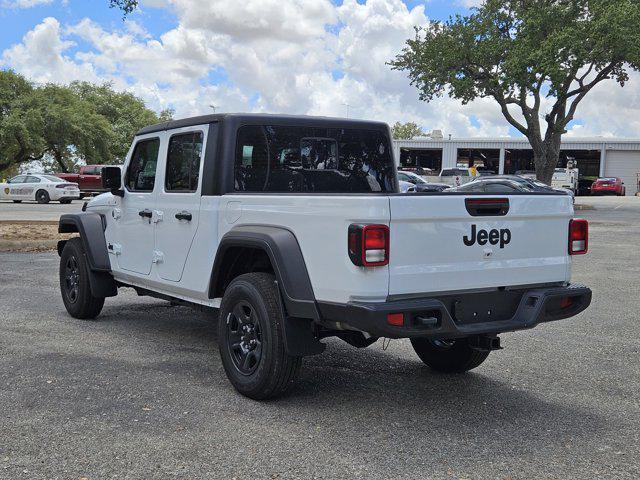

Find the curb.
xmin=0 ymin=239 xmax=59 ymax=252
xmin=0 ymin=220 xmax=59 ymax=225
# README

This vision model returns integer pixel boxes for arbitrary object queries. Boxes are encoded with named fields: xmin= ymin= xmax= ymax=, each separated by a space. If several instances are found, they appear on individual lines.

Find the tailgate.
xmin=388 ymin=194 xmax=573 ymax=296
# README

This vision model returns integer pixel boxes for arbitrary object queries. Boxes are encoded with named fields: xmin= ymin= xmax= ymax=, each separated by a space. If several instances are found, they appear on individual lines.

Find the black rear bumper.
xmin=318 ymin=284 xmax=592 ymax=339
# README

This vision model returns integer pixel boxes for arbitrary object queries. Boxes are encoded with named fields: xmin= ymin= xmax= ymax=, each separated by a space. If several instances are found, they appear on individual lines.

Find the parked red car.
xmin=56 ymin=165 xmax=115 ymax=197
xmin=591 ymin=177 xmax=626 ymax=196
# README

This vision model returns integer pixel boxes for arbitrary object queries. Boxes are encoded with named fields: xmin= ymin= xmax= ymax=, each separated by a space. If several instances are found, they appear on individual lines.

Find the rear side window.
xmin=234 ymin=125 xmax=395 ymax=193
xmin=165 ymin=132 xmax=203 ymax=192
xmin=126 ymin=138 xmax=160 ymax=192
xmin=25 ymin=176 xmax=41 ymax=183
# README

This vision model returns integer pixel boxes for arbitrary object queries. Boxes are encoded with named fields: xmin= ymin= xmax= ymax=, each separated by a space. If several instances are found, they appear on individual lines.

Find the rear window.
xmin=43 ymin=175 xmax=63 ymax=183
xmin=234 ymin=125 xmax=395 ymax=193
xmin=441 ymin=168 xmax=469 ymax=177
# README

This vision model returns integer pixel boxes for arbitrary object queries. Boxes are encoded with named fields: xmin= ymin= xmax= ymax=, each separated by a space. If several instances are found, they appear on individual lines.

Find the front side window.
xmin=8 ymin=176 xmax=26 ymax=184
xmin=126 ymin=138 xmax=160 ymax=192
xmin=234 ymin=125 xmax=395 ymax=193
xmin=165 ymin=132 xmax=203 ymax=192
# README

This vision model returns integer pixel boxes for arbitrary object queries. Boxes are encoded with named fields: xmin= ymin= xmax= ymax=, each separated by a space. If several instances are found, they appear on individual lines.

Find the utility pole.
xmin=341 ymin=102 xmax=351 ymax=118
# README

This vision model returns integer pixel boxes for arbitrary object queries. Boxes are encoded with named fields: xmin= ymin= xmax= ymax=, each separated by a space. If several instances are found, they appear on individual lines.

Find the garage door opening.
xmin=558 ymin=150 xmax=601 ymax=179
xmin=504 ymin=149 xmax=535 ymax=175
xmin=399 ymin=148 xmax=443 ymax=175
xmin=457 ymin=149 xmax=500 ymax=174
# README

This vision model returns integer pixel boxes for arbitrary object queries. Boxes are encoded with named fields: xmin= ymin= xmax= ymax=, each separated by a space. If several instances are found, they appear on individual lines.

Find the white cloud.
xmin=2 ymin=0 xmax=52 ymax=8
xmin=456 ymin=0 xmax=484 ymax=8
xmin=2 ymin=0 xmax=638 ymax=139
xmin=1 ymin=17 xmax=100 ymax=84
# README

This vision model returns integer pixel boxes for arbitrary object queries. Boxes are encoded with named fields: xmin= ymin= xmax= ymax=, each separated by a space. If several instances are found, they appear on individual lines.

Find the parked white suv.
xmin=57 ymin=114 xmax=592 ymax=399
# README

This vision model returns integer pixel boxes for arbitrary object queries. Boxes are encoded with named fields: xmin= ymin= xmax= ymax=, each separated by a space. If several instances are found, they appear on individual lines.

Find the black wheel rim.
xmin=38 ymin=192 xmax=47 ymax=202
xmin=64 ymin=256 xmax=80 ymax=304
xmin=226 ymin=301 xmax=263 ymax=376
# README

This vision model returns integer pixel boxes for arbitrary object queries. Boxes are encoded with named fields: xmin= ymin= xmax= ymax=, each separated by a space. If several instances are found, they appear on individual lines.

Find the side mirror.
xmin=102 ymin=166 xmax=124 ymax=197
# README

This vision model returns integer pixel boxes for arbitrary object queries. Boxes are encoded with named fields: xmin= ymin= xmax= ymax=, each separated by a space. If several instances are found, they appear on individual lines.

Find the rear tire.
xmin=60 ymin=199 xmax=72 ymax=204
xmin=410 ymin=337 xmax=490 ymax=373
xmin=36 ymin=189 xmax=50 ymax=204
xmin=12 ymin=200 xmax=22 ymax=203
xmin=59 ymin=238 xmax=105 ymax=319
xmin=218 ymin=272 xmax=301 ymax=400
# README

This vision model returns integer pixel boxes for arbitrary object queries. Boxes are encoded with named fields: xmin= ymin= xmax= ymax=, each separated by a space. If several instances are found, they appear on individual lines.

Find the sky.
xmin=1 ymin=0 xmax=639 ymax=139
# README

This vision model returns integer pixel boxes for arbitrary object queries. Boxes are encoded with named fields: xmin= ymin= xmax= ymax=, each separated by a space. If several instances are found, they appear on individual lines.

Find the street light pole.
xmin=341 ymin=102 xmax=351 ymax=118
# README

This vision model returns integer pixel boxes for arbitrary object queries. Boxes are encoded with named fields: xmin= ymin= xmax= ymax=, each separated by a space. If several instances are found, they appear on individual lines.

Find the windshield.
xmin=405 ymin=172 xmax=427 ymax=184
xmin=234 ymin=126 xmax=395 ymax=193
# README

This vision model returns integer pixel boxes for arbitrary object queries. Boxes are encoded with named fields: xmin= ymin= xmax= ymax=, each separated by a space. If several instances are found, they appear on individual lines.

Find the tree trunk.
xmin=52 ymin=150 xmax=68 ymax=173
xmin=532 ymin=133 xmax=562 ymax=185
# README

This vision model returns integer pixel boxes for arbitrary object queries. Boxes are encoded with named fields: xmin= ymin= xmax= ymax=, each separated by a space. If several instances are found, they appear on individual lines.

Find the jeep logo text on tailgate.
xmin=463 ymin=225 xmax=511 ymax=248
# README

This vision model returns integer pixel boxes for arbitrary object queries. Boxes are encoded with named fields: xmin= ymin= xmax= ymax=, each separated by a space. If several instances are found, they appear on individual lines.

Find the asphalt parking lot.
xmin=1 ymin=198 xmax=639 ymax=479
xmin=0 ymin=200 xmax=81 ymax=222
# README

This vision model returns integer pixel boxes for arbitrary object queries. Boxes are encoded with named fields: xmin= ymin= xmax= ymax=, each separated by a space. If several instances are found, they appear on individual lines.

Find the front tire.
xmin=36 ymin=189 xmax=50 ymax=204
xmin=60 ymin=199 xmax=72 ymax=204
xmin=218 ymin=273 xmax=301 ymax=400
xmin=12 ymin=200 xmax=22 ymax=203
xmin=59 ymin=238 xmax=105 ymax=319
xmin=410 ymin=337 xmax=490 ymax=373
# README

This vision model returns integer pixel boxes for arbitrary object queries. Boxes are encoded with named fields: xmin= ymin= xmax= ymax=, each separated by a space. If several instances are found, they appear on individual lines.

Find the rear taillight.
xmin=348 ymin=224 xmax=389 ymax=267
xmin=569 ymin=219 xmax=588 ymax=255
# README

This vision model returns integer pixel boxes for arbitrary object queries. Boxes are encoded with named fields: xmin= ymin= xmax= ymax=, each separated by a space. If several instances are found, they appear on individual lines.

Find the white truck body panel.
xmin=218 ymin=195 xmax=391 ymax=304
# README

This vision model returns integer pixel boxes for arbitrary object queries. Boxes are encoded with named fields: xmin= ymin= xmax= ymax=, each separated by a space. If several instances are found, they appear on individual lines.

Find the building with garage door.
xmin=394 ymin=136 xmax=640 ymax=195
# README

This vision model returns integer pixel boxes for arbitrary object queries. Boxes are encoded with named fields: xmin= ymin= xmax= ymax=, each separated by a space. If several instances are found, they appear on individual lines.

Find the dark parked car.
xmin=448 ymin=175 xmax=568 ymax=195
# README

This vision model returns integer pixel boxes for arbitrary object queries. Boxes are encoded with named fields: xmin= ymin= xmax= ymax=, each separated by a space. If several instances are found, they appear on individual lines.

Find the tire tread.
xmin=218 ymin=272 xmax=301 ymax=400
xmin=59 ymin=237 xmax=105 ymax=320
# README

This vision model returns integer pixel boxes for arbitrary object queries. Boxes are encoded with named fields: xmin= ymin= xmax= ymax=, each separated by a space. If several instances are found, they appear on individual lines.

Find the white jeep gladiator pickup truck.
xmin=57 ymin=114 xmax=592 ymax=400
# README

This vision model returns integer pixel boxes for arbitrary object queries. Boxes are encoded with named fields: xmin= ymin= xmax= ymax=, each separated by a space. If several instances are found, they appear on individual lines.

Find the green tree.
xmin=70 ymin=82 xmax=170 ymax=163
xmin=391 ymin=0 xmax=640 ymax=183
xmin=26 ymin=84 xmax=114 ymax=172
xmin=392 ymin=121 xmax=425 ymax=140
xmin=0 ymin=70 xmax=45 ymax=175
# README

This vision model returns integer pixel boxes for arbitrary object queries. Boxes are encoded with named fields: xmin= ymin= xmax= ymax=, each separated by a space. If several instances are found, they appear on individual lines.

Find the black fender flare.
xmin=210 ymin=225 xmax=325 ymax=356
xmin=58 ymin=213 xmax=117 ymax=297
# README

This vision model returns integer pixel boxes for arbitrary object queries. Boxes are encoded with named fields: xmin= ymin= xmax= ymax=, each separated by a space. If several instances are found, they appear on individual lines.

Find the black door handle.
xmin=175 ymin=211 xmax=192 ymax=221
xmin=138 ymin=209 xmax=152 ymax=219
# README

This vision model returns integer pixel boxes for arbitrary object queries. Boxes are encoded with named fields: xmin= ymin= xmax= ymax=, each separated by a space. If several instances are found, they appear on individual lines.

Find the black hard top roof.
xmin=136 ymin=113 xmax=389 ymax=136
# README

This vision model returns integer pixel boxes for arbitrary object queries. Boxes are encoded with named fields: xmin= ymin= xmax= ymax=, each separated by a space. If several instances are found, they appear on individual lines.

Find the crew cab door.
xmin=116 ymin=135 xmax=163 ymax=275
xmin=154 ymin=125 xmax=208 ymax=282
